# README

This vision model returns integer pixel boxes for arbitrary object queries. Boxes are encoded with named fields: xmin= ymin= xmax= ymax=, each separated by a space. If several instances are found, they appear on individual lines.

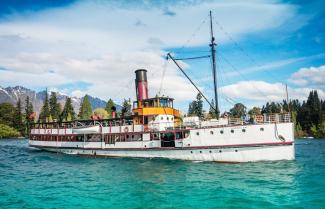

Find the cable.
xmin=214 ymin=20 xmax=283 ymax=83
xmin=218 ymin=52 xmax=273 ymax=102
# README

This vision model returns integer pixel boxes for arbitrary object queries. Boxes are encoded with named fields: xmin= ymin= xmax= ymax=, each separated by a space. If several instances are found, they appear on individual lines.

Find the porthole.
xmin=167 ymin=117 xmax=169 ymax=121
xmin=220 ymin=130 xmax=224 ymax=134
xmin=161 ymin=117 xmax=163 ymax=120
xmin=196 ymin=132 xmax=199 ymax=136
xmin=190 ymin=151 xmax=193 ymax=153
xmin=231 ymin=130 xmax=234 ymax=133
xmin=235 ymin=149 xmax=238 ymax=152
xmin=260 ymin=127 xmax=264 ymax=131
xmin=242 ymin=129 xmax=246 ymax=132
xmin=209 ymin=150 xmax=212 ymax=153
xmin=219 ymin=150 xmax=222 ymax=153
xmin=210 ymin=131 xmax=214 ymax=135
xmin=200 ymin=151 xmax=202 ymax=153
xmin=171 ymin=118 xmax=174 ymax=121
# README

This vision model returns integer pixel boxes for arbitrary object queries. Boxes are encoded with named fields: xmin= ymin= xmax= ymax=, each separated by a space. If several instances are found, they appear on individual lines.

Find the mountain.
xmin=0 ymin=86 xmax=122 ymax=114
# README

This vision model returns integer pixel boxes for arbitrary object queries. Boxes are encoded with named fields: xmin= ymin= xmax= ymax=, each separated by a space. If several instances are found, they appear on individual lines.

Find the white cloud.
xmin=288 ymin=65 xmax=325 ymax=88
xmin=0 ymin=0 xmax=304 ymax=108
xmin=222 ymin=53 xmax=325 ymax=77
xmin=220 ymin=80 xmax=325 ymax=102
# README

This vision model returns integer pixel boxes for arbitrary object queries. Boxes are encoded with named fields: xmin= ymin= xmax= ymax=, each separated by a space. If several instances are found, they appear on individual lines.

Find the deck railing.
xmin=227 ymin=113 xmax=291 ymax=126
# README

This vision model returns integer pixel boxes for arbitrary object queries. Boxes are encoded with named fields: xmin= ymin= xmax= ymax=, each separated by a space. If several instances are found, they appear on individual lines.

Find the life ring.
xmin=124 ymin=127 xmax=129 ymax=133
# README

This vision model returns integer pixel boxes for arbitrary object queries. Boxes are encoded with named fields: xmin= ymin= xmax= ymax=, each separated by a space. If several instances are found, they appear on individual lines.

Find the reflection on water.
xmin=0 ymin=139 xmax=324 ymax=209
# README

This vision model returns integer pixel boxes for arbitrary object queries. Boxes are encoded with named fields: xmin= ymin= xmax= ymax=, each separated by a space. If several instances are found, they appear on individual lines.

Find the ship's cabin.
xmin=132 ymin=97 xmax=181 ymax=131
xmin=133 ymin=97 xmax=174 ymax=109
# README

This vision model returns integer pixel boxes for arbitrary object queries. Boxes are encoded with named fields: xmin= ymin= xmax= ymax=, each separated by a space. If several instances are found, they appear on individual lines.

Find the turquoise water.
xmin=0 ymin=139 xmax=324 ymax=209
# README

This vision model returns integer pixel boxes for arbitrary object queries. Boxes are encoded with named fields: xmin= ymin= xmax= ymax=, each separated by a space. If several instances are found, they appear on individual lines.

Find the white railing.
xmin=254 ymin=113 xmax=291 ymax=124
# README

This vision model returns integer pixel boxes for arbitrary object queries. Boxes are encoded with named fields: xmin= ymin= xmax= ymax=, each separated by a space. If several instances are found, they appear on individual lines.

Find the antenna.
xmin=285 ymin=84 xmax=290 ymax=113
xmin=209 ymin=11 xmax=219 ymax=118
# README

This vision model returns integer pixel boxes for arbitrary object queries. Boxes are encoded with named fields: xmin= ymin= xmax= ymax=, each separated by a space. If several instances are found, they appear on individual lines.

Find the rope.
xmin=158 ymin=57 xmax=168 ymax=96
xmin=218 ymin=52 xmax=273 ymax=102
xmin=214 ymin=20 xmax=282 ymax=83
xmin=176 ymin=14 xmax=210 ymax=53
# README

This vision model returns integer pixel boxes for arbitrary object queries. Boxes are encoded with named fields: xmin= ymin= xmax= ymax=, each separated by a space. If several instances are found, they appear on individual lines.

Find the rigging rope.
xmin=176 ymin=14 xmax=210 ymax=53
xmin=218 ymin=52 xmax=273 ymax=102
xmin=158 ymin=57 xmax=168 ymax=96
xmin=214 ymin=20 xmax=283 ymax=83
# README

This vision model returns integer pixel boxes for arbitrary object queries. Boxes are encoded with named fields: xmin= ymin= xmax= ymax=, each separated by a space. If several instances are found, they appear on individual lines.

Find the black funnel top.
xmin=135 ymin=69 xmax=147 ymax=82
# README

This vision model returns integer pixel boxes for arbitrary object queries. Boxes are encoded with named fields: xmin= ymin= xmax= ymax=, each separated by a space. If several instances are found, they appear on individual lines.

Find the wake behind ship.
xmin=28 ymin=12 xmax=295 ymax=162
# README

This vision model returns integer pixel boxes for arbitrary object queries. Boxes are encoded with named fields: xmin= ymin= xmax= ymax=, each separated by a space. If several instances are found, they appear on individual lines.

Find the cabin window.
xmin=196 ymin=132 xmax=199 ymax=136
xmin=210 ymin=131 xmax=214 ymax=135
xmin=242 ymin=129 xmax=246 ymax=132
xmin=260 ymin=127 xmax=264 ymax=131
xmin=220 ymin=130 xmax=224 ymax=134
xmin=231 ymin=130 xmax=234 ymax=133
xmin=167 ymin=117 xmax=169 ymax=121
xmin=161 ymin=116 xmax=163 ymax=120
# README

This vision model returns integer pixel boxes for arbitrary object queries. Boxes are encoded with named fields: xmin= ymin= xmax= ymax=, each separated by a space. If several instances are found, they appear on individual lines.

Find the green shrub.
xmin=0 ymin=124 xmax=21 ymax=138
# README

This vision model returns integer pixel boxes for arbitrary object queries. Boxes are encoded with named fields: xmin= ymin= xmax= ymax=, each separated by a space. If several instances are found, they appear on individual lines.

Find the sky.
xmin=0 ymin=0 xmax=324 ymax=113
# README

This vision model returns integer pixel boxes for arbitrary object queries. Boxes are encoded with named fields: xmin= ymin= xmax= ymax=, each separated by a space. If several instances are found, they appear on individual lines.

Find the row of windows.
xmin=196 ymin=127 xmax=265 ymax=135
xmin=150 ymin=131 xmax=190 ymax=140
xmin=30 ymin=134 xmax=143 ymax=143
xmin=190 ymin=149 xmax=239 ymax=154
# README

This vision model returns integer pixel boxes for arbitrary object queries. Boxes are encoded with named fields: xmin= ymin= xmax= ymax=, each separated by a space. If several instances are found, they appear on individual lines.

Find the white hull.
xmin=30 ymin=122 xmax=295 ymax=162
xmin=33 ymin=143 xmax=294 ymax=162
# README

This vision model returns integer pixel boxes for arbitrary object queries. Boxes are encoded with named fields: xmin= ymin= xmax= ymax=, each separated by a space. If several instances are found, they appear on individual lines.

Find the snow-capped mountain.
xmin=0 ymin=86 xmax=120 ymax=113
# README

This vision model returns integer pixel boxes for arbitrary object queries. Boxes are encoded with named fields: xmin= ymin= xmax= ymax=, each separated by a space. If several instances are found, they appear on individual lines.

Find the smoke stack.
xmin=135 ymin=69 xmax=148 ymax=101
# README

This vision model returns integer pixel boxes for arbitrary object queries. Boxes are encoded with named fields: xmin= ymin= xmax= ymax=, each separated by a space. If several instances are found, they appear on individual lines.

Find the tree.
xmin=297 ymin=90 xmax=322 ymax=134
xmin=39 ymin=90 xmax=51 ymax=122
xmin=25 ymin=96 xmax=34 ymax=136
xmin=105 ymin=99 xmax=115 ymax=118
xmin=187 ymin=93 xmax=203 ymax=118
xmin=0 ymin=124 xmax=20 ymax=138
xmin=188 ymin=102 xmax=194 ymax=116
xmin=0 ymin=103 xmax=16 ymax=127
xmin=61 ymin=97 xmax=75 ymax=121
xmin=208 ymin=99 xmax=218 ymax=119
xmin=121 ymin=98 xmax=132 ymax=117
xmin=78 ymin=95 xmax=92 ymax=120
xmin=14 ymin=98 xmax=24 ymax=134
xmin=248 ymin=107 xmax=261 ymax=116
xmin=49 ymin=92 xmax=62 ymax=122
xmin=230 ymin=103 xmax=247 ymax=118
xmin=94 ymin=108 xmax=108 ymax=119
xmin=194 ymin=93 xmax=203 ymax=118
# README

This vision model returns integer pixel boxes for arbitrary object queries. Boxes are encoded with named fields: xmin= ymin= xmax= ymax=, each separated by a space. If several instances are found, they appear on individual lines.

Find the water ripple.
xmin=0 ymin=139 xmax=324 ymax=208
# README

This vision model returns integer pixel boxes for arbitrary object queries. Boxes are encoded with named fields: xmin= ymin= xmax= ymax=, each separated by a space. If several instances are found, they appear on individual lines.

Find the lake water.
xmin=0 ymin=139 xmax=324 ymax=209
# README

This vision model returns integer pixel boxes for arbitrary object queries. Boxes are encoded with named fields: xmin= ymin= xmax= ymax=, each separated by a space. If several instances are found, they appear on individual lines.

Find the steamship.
xmin=28 ymin=12 xmax=295 ymax=162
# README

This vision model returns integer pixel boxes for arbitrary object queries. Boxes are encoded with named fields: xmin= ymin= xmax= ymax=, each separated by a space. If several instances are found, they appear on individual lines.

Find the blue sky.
xmin=0 ymin=0 xmax=324 ymax=112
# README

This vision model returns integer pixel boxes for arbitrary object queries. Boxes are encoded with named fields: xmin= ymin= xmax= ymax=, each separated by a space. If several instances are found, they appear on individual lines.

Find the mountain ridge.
xmin=0 ymin=85 xmax=121 ymax=113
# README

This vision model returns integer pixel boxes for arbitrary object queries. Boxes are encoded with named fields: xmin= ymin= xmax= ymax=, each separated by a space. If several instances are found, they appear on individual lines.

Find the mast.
xmin=209 ymin=11 xmax=219 ymax=118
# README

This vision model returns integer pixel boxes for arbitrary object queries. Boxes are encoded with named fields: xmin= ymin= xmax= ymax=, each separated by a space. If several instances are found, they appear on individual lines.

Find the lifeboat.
xmin=72 ymin=125 xmax=100 ymax=134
